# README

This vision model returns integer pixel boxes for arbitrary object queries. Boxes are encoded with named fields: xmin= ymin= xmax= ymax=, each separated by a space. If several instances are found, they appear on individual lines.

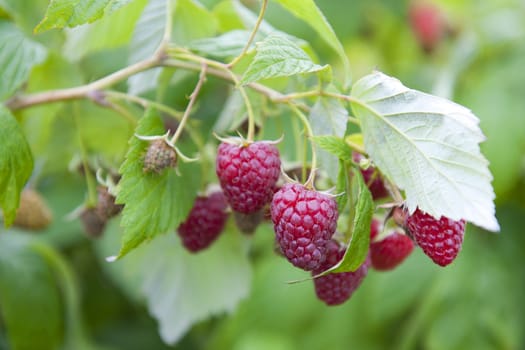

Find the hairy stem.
xmin=227 ymin=0 xmax=268 ymax=68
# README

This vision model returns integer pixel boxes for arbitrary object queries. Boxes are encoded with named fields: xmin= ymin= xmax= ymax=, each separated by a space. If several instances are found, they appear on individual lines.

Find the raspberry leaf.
xmin=0 ymin=106 xmax=34 ymax=227
xmin=271 ymin=0 xmax=350 ymax=86
xmin=311 ymin=135 xmax=353 ymax=162
xmin=241 ymin=34 xmax=328 ymax=85
xmin=96 ymin=221 xmax=251 ymax=345
xmin=35 ymin=0 xmax=132 ymax=33
xmin=0 ymin=235 xmax=62 ymax=350
xmin=351 ymin=71 xmax=499 ymax=231
xmin=323 ymin=171 xmax=374 ymax=274
xmin=115 ymin=108 xmax=200 ymax=259
xmin=0 ymin=22 xmax=47 ymax=100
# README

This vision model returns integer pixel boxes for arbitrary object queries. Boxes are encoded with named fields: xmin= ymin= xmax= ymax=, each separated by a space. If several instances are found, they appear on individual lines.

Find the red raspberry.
xmin=216 ymin=141 xmax=281 ymax=214
xmin=370 ymin=218 xmax=382 ymax=240
xmin=409 ymin=1 xmax=446 ymax=53
xmin=313 ymin=240 xmax=370 ymax=306
xmin=405 ymin=208 xmax=465 ymax=267
xmin=352 ymin=153 xmax=388 ymax=200
xmin=271 ymin=183 xmax=338 ymax=271
xmin=177 ymin=192 xmax=229 ymax=253
xmin=370 ymin=231 xmax=414 ymax=271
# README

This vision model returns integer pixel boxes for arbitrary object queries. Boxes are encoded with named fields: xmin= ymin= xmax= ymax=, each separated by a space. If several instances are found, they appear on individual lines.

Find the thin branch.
xmin=6 ymin=56 xmax=162 ymax=111
xmin=170 ymin=63 xmax=208 ymax=144
xmin=227 ymin=0 xmax=268 ymax=68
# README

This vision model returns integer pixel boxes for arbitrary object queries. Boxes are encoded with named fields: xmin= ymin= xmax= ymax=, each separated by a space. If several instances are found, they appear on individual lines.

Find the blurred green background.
xmin=1 ymin=0 xmax=525 ymax=349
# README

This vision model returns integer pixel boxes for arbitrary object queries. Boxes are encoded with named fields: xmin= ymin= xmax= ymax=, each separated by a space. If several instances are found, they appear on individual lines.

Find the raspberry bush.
xmin=0 ymin=0 xmax=514 ymax=348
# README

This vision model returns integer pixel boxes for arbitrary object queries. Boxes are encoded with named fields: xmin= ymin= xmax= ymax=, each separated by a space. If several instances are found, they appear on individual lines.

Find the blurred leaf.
xmin=172 ymin=0 xmax=218 ymax=44
xmin=270 ymin=0 xmax=350 ymax=86
xmin=35 ymin=0 xmax=132 ymax=33
xmin=0 ymin=106 xmax=34 ymax=227
xmin=115 ymin=109 xmax=200 ymax=258
xmin=127 ymin=0 xmax=166 ymax=95
xmin=309 ymin=99 xmax=348 ymax=184
xmin=189 ymin=29 xmax=252 ymax=58
xmin=310 ymin=97 xmax=348 ymax=137
xmin=325 ymin=171 xmax=373 ymax=273
xmin=311 ymin=136 xmax=352 ymax=162
xmin=21 ymin=53 xmax=83 ymax=157
xmin=241 ymin=34 xmax=327 ymax=85
xmin=213 ymin=89 xmax=263 ymax=133
xmin=351 ymin=71 xmax=498 ymax=232
xmin=63 ymin=0 xmax=147 ymax=60
xmin=97 ymin=222 xmax=251 ymax=345
xmin=0 ymin=20 xmax=47 ymax=100
xmin=458 ymin=47 xmax=525 ymax=199
xmin=0 ymin=234 xmax=62 ymax=350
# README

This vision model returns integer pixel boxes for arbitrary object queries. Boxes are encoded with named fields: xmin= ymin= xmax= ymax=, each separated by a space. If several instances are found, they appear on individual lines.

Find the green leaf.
xmin=115 ymin=109 xmax=200 ymax=258
xmin=127 ymin=0 xmax=166 ymax=94
xmin=172 ymin=0 xmax=218 ymax=44
xmin=0 ymin=234 xmax=63 ymax=350
xmin=311 ymin=136 xmax=353 ymax=162
xmin=270 ymin=0 xmax=350 ymax=86
xmin=335 ymin=160 xmax=348 ymax=211
xmin=0 ymin=106 xmax=34 ymax=227
xmin=63 ymin=0 xmax=148 ymax=61
xmin=325 ymin=171 xmax=373 ymax=274
xmin=351 ymin=71 xmax=499 ymax=232
xmin=34 ymin=0 xmax=132 ymax=33
xmin=241 ymin=34 xmax=327 ymax=85
xmin=213 ymin=89 xmax=264 ymax=133
xmin=0 ymin=21 xmax=47 ymax=100
xmin=309 ymin=98 xmax=348 ymax=183
xmin=189 ymin=30 xmax=252 ymax=58
xmin=96 ymin=221 xmax=251 ymax=345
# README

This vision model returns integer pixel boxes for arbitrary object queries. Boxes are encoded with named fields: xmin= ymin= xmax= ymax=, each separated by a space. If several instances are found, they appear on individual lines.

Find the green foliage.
xmin=241 ymin=34 xmax=327 ymax=84
xmin=0 ymin=20 xmax=46 ymax=100
xmin=0 ymin=106 xmax=34 ymax=226
xmin=270 ymin=0 xmax=350 ymax=84
xmin=115 ymin=109 xmax=200 ymax=258
xmin=0 ymin=234 xmax=63 ymax=350
xmin=0 ymin=0 xmax=521 ymax=348
xmin=351 ymin=71 xmax=499 ymax=232
xmin=97 ymin=220 xmax=252 ymax=345
xmin=311 ymin=135 xmax=353 ymax=162
xmin=324 ymin=171 xmax=373 ymax=274
xmin=35 ymin=0 xmax=132 ymax=33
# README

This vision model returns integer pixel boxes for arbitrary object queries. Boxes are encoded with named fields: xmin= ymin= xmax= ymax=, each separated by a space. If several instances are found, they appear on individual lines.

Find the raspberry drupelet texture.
xmin=370 ymin=231 xmax=414 ymax=271
xmin=271 ymin=183 xmax=338 ymax=271
xmin=143 ymin=139 xmax=177 ymax=174
xmin=177 ymin=192 xmax=229 ymax=253
xmin=405 ymin=208 xmax=465 ymax=267
xmin=313 ymin=240 xmax=370 ymax=306
xmin=216 ymin=142 xmax=281 ymax=214
xmin=352 ymin=152 xmax=389 ymax=200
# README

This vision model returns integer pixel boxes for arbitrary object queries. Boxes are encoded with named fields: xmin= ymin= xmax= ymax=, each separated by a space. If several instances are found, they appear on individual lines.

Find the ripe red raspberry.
xmin=216 ymin=141 xmax=280 ymax=214
xmin=313 ymin=240 xmax=370 ymax=306
xmin=405 ymin=208 xmax=465 ymax=267
xmin=177 ymin=192 xmax=228 ymax=253
xmin=271 ymin=183 xmax=338 ymax=271
xmin=409 ymin=1 xmax=447 ymax=53
xmin=143 ymin=139 xmax=177 ymax=173
xmin=370 ymin=231 xmax=414 ymax=271
xmin=352 ymin=153 xmax=388 ymax=200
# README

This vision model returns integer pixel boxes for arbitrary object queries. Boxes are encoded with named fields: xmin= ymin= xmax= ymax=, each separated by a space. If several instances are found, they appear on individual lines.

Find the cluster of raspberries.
xmin=145 ymin=140 xmax=466 ymax=306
